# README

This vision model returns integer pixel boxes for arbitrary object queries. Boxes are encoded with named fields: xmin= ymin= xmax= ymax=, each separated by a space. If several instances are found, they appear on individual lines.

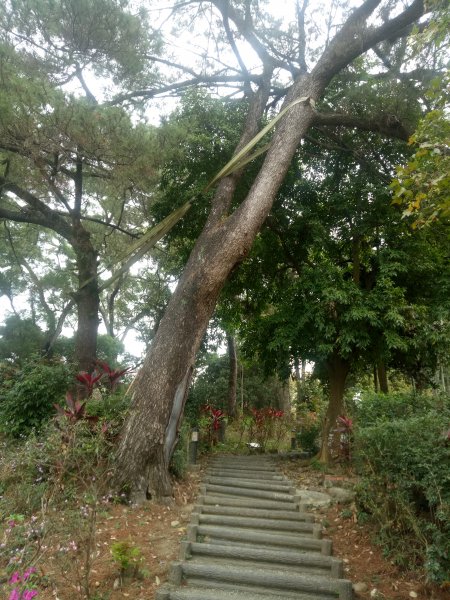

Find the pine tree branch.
xmin=312 ymin=111 xmax=412 ymax=141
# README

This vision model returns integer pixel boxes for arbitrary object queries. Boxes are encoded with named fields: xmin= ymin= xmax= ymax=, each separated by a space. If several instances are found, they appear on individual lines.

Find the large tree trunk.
xmin=113 ymin=1 xmax=427 ymax=502
xmin=73 ymin=225 xmax=99 ymax=373
xmin=317 ymin=353 xmax=350 ymax=464
xmin=114 ymin=73 xmax=323 ymax=502
xmin=226 ymin=334 xmax=238 ymax=420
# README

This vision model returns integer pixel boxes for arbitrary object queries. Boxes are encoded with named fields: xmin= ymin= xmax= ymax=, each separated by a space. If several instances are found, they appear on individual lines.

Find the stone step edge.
xmin=198 ymin=494 xmax=308 ymax=512
xmin=156 ymin=585 xmax=338 ymax=600
xmin=204 ymin=477 xmax=294 ymax=492
xmin=200 ymin=484 xmax=299 ymax=503
xmin=179 ymin=541 xmax=344 ymax=578
xmin=205 ymin=470 xmax=286 ymax=481
xmin=187 ymin=524 xmax=332 ymax=555
xmin=190 ymin=513 xmax=322 ymax=538
xmin=194 ymin=503 xmax=315 ymax=522
xmin=168 ymin=561 xmax=353 ymax=600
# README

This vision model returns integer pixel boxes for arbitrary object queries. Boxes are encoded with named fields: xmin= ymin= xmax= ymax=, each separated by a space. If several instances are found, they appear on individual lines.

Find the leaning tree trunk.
xmin=114 ymin=72 xmax=323 ymax=503
xmin=226 ymin=334 xmax=238 ymax=420
xmin=113 ymin=1 xmax=427 ymax=502
xmin=317 ymin=353 xmax=350 ymax=464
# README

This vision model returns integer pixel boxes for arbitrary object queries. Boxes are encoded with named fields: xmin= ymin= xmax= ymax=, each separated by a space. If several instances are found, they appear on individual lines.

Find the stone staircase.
xmin=156 ymin=455 xmax=353 ymax=600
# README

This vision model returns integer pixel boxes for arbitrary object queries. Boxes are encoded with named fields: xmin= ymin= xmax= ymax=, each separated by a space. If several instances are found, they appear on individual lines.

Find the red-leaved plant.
xmin=75 ymin=371 xmax=103 ymax=397
xmin=336 ymin=415 xmax=353 ymax=462
xmin=54 ymin=392 xmax=98 ymax=424
xmin=95 ymin=361 xmax=131 ymax=392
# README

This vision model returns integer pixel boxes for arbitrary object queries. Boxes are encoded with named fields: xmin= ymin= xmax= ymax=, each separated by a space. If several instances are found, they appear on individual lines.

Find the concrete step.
xmin=168 ymin=561 xmax=353 ymax=599
xmin=210 ymin=463 xmax=277 ymax=472
xmin=204 ymin=477 xmax=293 ymax=492
xmin=187 ymin=524 xmax=332 ymax=554
xmin=180 ymin=541 xmax=343 ymax=577
xmin=200 ymin=484 xmax=297 ymax=503
xmin=206 ymin=469 xmax=285 ymax=481
xmin=194 ymin=504 xmax=314 ymax=522
xmin=191 ymin=513 xmax=321 ymax=537
xmin=199 ymin=494 xmax=302 ymax=511
xmin=156 ymin=584 xmax=339 ymax=600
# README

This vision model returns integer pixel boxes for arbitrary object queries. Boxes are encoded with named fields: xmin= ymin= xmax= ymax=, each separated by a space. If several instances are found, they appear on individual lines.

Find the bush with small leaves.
xmin=355 ymin=396 xmax=450 ymax=583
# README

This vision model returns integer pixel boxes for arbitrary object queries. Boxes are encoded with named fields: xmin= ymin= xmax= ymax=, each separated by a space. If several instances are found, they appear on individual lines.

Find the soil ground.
xmin=5 ymin=457 xmax=449 ymax=600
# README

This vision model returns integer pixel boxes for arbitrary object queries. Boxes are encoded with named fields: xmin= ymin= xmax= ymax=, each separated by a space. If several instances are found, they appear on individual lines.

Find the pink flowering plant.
xmin=7 ymin=567 xmax=39 ymax=600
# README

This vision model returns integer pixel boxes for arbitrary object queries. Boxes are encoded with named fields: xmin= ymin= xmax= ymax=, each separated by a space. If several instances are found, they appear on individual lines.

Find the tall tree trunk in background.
xmin=226 ymin=334 xmax=238 ymax=420
xmin=377 ymin=359 xmax=389 ymax=393
xmin=113 ymin=0 xmax=427 ymax=501
xmin=294 ymin=357 xmax=303 ymax=405
xmin=317 ymin=353 xmax=350 ymax=464
xmin=373 ymin=365 xmax=379 ymax=392
xmin=280 ymin=379 xmax=291 ymax=414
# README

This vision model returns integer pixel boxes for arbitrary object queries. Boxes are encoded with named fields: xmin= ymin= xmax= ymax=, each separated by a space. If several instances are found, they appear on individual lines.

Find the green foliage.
xmin=0 ymin=359 xmax=72 ymax=437
xmin=354 ymin=393 xmax=450 ymax=582
xmin=110 ymin=541 xmax=142 ymax=575
xmin=354 ymin=390 xmax=448 ymax=426
xmin=391 ymin=72 xmax=450 ymax=225
xmin=296 ymin=412 xmax=321 ymax=454
xmin=0 ymin=315 xmax=45 ymax=364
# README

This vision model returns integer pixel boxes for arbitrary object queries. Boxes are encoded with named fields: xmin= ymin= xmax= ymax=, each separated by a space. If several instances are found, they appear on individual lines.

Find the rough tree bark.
xmin=377 ymin=359 xmax=389 ymax=393
xmin=0 ymin=179 xmax=100 ymax=371
xmin=114 ymin=0 xmax=427 ymax=502
xmin=317 ymin=353 xmax=351 ymax=464
xmin=72 ymin=223 xmax=99 ymax=373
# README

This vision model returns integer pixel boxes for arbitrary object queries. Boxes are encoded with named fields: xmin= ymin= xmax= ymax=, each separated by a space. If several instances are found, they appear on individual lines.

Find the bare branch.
xmin=313 ymin=0 xmax=425 ymax=86
xmin=107 ymin=73 xmax=259 ymax=105
xmin=296 ymin=0 xmax=309 ymax=73
xmin=312 ymin=111 xmax=412 ymax=141
xmin=75 ymin=64 xmax=98 ymax=105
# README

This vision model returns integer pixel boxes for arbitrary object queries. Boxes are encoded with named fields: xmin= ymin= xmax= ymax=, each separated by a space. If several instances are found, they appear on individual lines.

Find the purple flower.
xmin=8 ymin=590 xmax=20 ymax=600
xmin=22 ymin=590 xmax=38 ymax=600
xmin=23 ymin=567 xmax=36 ymax=581
xmin=9 ymin=572 xmax=21 ymax=584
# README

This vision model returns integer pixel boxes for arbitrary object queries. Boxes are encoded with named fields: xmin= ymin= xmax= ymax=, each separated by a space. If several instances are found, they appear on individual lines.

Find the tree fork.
xmin=113 ymin=0 xmax=428 ymax=501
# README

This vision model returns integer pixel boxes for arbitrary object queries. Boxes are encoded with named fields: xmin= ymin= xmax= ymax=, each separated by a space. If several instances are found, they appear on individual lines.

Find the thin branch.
xmin=107 ymin=73 xmax=259 ymax=105
xmin=313 ymin=0 xmax=425 ymax=86
xmin=75 ymin=64 xmax=98 ymax=105
xmin=296 ymin=0 xmax=309 ymax=73
xmin=5 ymin=224 xmax=55 ymax=329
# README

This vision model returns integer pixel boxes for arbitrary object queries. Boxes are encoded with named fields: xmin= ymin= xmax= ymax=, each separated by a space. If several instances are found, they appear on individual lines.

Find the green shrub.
xmin=355 ymin=408 xmax=450 ymax=583
xmin=354 ymin=390 xmax=449 ymax=427
xmin=296 ymin=412 xmax=321 ymax=454
xmin=0 ymin=359 xmax=72 ymax=437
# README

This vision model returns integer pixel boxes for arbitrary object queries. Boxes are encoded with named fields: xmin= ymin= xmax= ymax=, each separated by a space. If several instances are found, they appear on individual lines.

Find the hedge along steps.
xmin=156 ymin=456 xmax=351 ymax=600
